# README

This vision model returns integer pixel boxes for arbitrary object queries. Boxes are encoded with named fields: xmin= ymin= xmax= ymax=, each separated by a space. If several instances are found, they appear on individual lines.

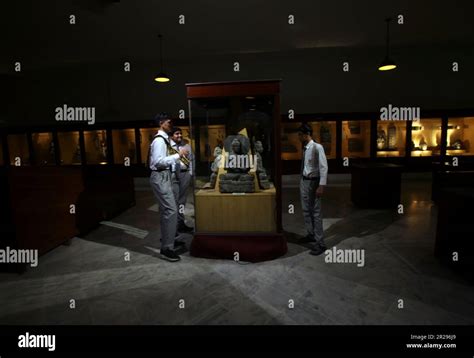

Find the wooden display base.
xmin=192 ymin=187 xmax=286 ymax=262
xmin=195 ymin=187 xmax=276 ymax=232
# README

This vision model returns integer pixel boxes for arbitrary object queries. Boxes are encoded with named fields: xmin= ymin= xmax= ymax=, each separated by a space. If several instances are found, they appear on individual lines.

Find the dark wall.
xmin=5 ymin=45 xmax=474 ymax=127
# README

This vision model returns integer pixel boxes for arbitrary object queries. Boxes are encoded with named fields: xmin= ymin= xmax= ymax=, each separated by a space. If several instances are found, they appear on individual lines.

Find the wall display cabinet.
xmin=31 ymin=132 xmax=55 ymax=165
xmin=376 ymin=121 xmax=407 ymax=157
xmin=7 ymin=134 xmax=30 ymax=166
xmin=342 ymin=120 xmax=371 ymax=158
xmin=112 ymin=128 xmax=137 ymax=165
xmin=446 ymin=117 xmax=474 ymax=156
xmin=84 ymin=130 xmax=108 ymax=164
xmin=410 ymin=118 xmax=441 ymax=157
xmin=187 ymin=80 xmax=286 ymax=262
xmin=3 ymin=111 xmax=474 ymax=174
xmin=58 ymin=131 xmax=82 ymax=165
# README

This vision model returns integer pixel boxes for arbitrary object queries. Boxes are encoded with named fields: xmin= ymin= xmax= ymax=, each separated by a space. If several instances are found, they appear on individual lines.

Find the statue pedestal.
xmin=191 ymin=187 xmax=287 ymax=262
xmin=194 ymin=188 xmax=276 ymax=232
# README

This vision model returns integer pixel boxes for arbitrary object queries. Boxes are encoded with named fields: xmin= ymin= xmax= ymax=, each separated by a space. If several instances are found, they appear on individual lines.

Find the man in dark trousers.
xmin=170 ymin=127 xmax=194 ymax=233
xmin=297 ymin=123 xmax=329 ymax=256
xmin=149 ymin=113 xmax=189 ymax=262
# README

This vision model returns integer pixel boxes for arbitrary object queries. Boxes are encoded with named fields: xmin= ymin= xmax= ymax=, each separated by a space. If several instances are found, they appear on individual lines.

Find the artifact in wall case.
xmin=453 ymin=140 xmax=463 ymax=150
xmin=100 ymin=140 xmax=107 ymax=160
xmin=419 ymin=138 xmax=428 ymax=151
xmin=388 ymin=123 xmax=397 ymax=149
xmin=219 ymin=135 xmax=255 ymax=193
xmin=254 ymin=140 xmax=271 ymax=190
xmin=49 ymin=141 xmax=56 ymax=163
xmin=73 ymin=144 xmax=82 ymax=163
xmin=348 ymin=122 xmax=361 ymax=135
xmin=377 ymin=126 xmax=387 ymax=150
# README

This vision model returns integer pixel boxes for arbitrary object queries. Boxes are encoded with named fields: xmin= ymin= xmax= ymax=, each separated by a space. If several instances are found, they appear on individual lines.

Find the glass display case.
xmin=84 ymin=129 xmax=108 ymax=164
xmin=186 ymin=80 xmax=286 ymax=262
xmin=58 ymin=131 xmax=82 ymax=165
xmin=7 ymin=134 xmax=30 ymax=166
xmin=342 ymin=120 xmax=371 ymax=158
xmin=376 ymin=121 xmax=407 ymax=157
xmin=410 ymin=118 xmax=441 ymax=157
xmin=112 ymin=128 xmax=137 ymax=165
xmin=31 ymin=132 xmax=56 ymax=165
xmin=446 ymin=117 xmax=474 ymax=156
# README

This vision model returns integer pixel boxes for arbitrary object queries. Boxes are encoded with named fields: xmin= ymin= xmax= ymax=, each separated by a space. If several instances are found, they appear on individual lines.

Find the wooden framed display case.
xmin=342 ymin=120 xmax=371 ymax=158
xmin=410 ymin=118 xmax=442 ymax=157
xmin=31 ymin=132 xmax=56 ymax=166
xmin=376 ymin=120 xmax=407 ymax=158
xmin=112 ymin=128 xmax=137 ymax=165
xmin=445 ymin=117 xmax=474 ymax=156
xmin=83 ymin=129 xmax=108 ymax=165
xmin=58 ymin=130 xmax=82 ymax=165
xmin=186 ymin=80 xmax=287 ymax=262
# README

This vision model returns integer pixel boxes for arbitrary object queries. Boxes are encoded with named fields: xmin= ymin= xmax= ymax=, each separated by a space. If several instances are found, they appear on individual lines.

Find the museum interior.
xmin=1 ymin=1 xmax=474 ymax=325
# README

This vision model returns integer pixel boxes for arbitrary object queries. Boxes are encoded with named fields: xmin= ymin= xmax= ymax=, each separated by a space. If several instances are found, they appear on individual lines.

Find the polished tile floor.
xmin=1 ymin=173 xmax=474 ymax=325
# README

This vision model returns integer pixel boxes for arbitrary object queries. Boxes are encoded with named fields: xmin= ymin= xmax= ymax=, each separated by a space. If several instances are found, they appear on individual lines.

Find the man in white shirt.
xmin=297 ymin=123 xmax=329 ymax=256
xmin=170 ymin=127 xmax=194 ymax=233
xmin=149 ymin=113 xmax=189 ymax=262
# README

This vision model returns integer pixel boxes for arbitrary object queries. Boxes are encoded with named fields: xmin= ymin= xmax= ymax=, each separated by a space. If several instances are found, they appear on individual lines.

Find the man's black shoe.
xmin=310 ymin=243 xmax=328 ymax=256
xmin=178 ymin=224 xmax=194 ymax=233
xmin=174 ymin=241 xmax=186 ymax=249
xmin=160 ymin=248 xmax=181 ymax=262
xmin=309 ymin=246 xmax=325 ymax=256
xmin=299 ymin=234 xmax=315 ymax=243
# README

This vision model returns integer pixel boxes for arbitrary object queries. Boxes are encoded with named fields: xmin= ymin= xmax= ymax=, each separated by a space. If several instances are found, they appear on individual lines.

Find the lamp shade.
xmin=154 ymin=72 xmax=171 ymax=82
xmin=378 ymin=56 xmax=397 ymax=71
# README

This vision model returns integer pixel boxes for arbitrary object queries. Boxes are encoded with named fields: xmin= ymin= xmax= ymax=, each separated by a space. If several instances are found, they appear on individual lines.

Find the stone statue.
xmin=210 ymin=146 xmax=222 ymax=188
xmin=218 ymin=135 xmax=255 ymax=193
xmin=377 ymin=126 xmax=386 ymax=150
xmin=453 ymin=139 xmax=463 ymax=150
xmin=254 ymin=140 xmax=271 ymax=189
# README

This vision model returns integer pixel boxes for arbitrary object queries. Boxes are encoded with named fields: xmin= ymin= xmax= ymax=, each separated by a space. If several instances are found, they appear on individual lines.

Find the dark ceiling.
xmin=1 ymin=0 xmax=474 ymax=70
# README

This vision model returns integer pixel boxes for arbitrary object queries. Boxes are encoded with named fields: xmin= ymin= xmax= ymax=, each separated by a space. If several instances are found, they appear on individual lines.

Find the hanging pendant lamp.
xmin=378 ymin=18 xmax=397 ymax=71
xmin=154 ymin=34 xmax=171 ymax=82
